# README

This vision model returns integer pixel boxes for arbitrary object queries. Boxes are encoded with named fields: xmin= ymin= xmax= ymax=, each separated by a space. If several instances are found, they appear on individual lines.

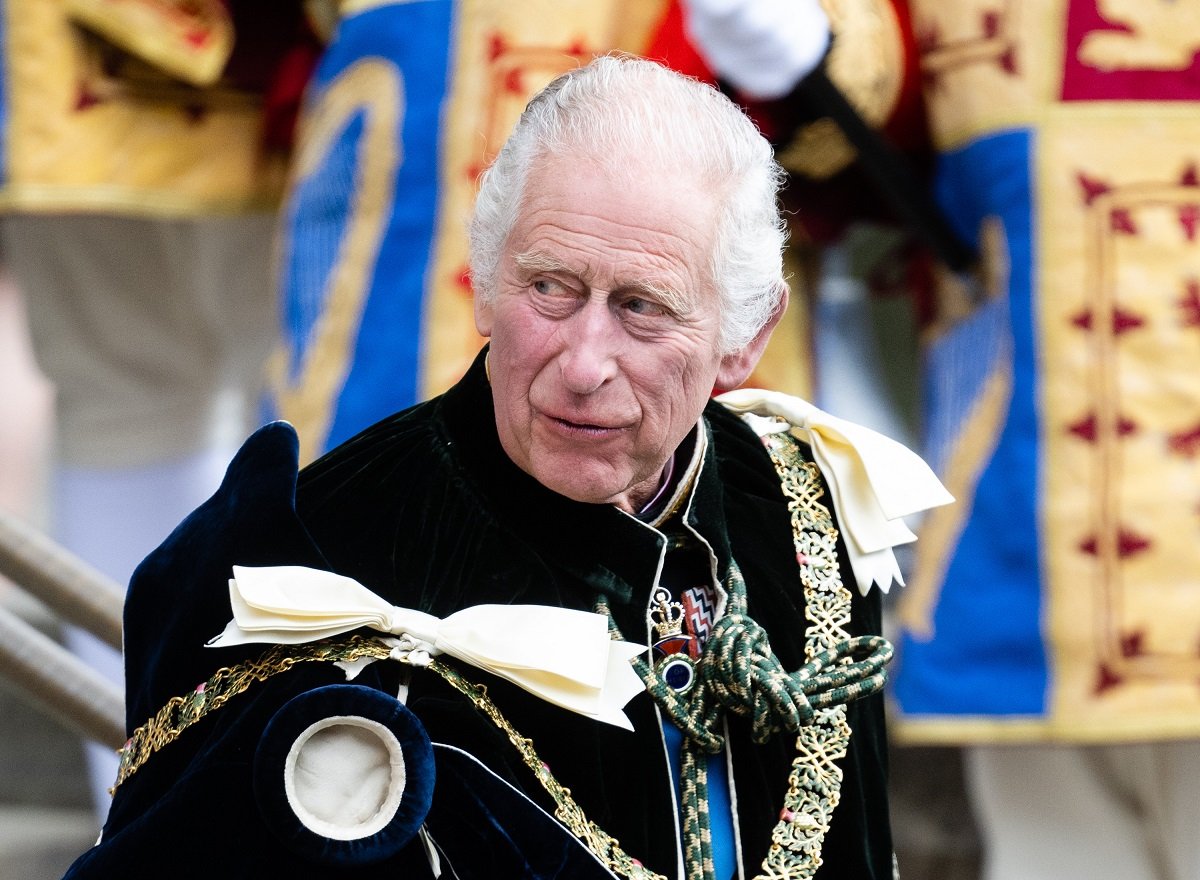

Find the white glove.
xmin=681 ymin=0 xmax=832 ymax=99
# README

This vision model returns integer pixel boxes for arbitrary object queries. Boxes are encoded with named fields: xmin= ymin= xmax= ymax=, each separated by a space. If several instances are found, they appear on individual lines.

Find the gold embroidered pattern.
xmin=757 ymin=428 xmax=855 ymax=880
xmin=112 ymin=636 xmax=395 ymax=792
xmin=114 ymin=635 xmax=664 ymax=879
xmin=428 ymin=658 xmax=667 ymax=880
xmin=598 ymin=425 xmax=888 ymax=880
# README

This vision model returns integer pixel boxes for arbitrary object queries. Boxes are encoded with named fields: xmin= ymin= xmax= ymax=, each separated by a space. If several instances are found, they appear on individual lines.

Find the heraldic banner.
xmin=894 ymin=0 xmax=1200 ymax=744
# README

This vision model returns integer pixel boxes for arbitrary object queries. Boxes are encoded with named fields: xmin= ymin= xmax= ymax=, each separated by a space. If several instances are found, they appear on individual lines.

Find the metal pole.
xmin=0 ymin=601 xmax=125 ymax=747
xmin=0 ymin=507 xmax=123 ymax=649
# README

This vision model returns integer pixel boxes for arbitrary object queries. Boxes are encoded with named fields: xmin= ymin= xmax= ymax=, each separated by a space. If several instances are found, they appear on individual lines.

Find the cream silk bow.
xmin=716 ymin=388 xmax=954 ymax=595
xmin=207 ymin=565 xmax=646 ymax=729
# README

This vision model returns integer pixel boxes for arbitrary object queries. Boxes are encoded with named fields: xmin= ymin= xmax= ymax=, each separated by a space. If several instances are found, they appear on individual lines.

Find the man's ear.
xmin=714 ymin=284 xmax=789 ymax=391
xmin=474 ymin=291 xmax=494 ymax=338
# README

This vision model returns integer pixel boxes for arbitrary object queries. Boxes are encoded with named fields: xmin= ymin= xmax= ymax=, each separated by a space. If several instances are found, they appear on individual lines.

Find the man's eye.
xmin=623 ymin=297 xmax=667 ymax=317
xmin=533 ymin=278 xmax=565 ymax=296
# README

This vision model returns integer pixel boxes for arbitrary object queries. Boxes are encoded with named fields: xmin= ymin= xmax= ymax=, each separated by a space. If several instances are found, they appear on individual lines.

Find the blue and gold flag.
xmin=894 ymin=0 xmax=1200 ymax=744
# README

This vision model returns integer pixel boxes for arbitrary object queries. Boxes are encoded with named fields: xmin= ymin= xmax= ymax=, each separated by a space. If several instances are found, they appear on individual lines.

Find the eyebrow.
xmin=513 ymin=249 xmax=694 ymax=316
xmin=514 ymin=250 xmax=574 ymax=275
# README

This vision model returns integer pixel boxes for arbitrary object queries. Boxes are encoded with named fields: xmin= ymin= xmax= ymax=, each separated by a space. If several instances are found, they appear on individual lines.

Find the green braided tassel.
xmin=602 ymin=560 xmax=892 ymax=880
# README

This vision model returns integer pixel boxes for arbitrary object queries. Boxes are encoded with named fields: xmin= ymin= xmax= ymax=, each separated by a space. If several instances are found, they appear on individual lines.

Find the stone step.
xmin=0 ymin=615 xmax=101 ymax=879
xmin=0 ymin=805 xmax=98 ymax=879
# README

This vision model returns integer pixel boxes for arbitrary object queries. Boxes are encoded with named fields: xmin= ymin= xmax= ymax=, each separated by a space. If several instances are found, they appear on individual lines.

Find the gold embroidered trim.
xmin=428 ymin=658 xmax=666 ymax=880
xmin=112 ymin=635 xmax=395 ymax=792
xmin=269 ymin=57 xmax=404 ymax=466
xmin=756 ymin=427 xmax=855 ymax=880
xmin=114 ymin=632 xmax=663 ymax=879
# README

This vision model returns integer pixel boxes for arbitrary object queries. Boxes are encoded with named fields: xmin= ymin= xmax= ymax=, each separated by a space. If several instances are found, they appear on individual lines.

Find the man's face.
xmin=475 ymin=153 xmax=746 ymax=514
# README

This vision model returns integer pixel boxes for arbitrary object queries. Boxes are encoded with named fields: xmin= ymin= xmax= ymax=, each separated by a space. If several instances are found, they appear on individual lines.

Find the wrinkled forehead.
xmin=512 ymin=151 xmax=723 ymax=293
xmin=517 ymin=145 xmax=724 ymax=243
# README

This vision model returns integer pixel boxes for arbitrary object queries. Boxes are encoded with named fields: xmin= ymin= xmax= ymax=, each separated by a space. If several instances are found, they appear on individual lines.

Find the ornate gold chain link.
xmin=427 ymin=659 xmax=667 ymax=880
xmin=755 ymin=428 xmax=855 ymax=880
xmin=112 ymin=636 xmax=394 ymax=792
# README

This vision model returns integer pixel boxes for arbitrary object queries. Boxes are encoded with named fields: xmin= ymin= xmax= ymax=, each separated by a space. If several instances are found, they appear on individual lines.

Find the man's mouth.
xmin=544 ymin=413 xmax=625 ymax=437
xmin=554 ymin=416 xmax=613 ymax=432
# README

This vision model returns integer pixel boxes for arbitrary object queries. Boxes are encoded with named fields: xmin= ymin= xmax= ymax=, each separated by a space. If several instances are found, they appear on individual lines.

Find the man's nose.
xmin=558 ymin=300 xmax=620 ymax=394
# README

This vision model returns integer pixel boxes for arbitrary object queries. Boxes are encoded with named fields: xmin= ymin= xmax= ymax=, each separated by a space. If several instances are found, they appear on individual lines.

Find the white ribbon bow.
xmin=207 ymin=565 xmax=646 ymax=729
xmin=715 ymin=388 xmax=954 ymax=595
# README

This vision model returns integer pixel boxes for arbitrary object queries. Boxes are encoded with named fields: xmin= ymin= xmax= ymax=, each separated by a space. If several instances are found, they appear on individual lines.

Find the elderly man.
xmin=63 ymin=56 xmax=948 ymax=880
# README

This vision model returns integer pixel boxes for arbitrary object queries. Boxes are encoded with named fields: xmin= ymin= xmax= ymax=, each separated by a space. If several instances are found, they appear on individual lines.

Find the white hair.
xmin=468 ymin=54 xmax=787 ymax=354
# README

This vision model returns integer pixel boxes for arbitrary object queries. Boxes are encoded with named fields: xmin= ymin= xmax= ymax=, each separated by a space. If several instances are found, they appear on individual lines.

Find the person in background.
xmin=0 ymin=0 xmax=315 ymax=820
xmin=891 ymin=5 xmax=1200 ymax=878
xmin=676 ymin=1 xmax=1200 ymax=878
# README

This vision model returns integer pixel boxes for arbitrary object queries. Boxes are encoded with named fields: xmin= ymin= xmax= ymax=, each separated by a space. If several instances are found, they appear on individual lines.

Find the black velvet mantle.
xmin=63 ymin=347 xmax=893 ymax=879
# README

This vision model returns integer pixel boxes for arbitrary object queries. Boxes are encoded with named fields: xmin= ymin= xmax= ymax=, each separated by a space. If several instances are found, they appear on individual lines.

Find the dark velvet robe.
xmin=63 ymin=348 xmax=893 ymax=879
